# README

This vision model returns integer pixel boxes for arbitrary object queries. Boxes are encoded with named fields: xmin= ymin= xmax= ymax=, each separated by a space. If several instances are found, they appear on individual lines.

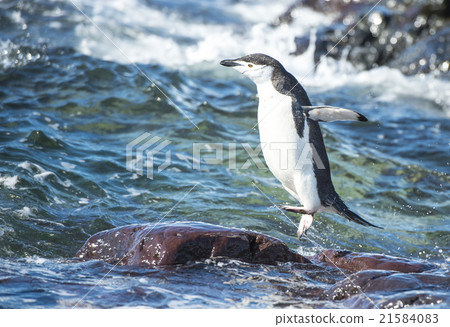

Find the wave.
xmin=68 ymin=0 xmax=450 ymax=116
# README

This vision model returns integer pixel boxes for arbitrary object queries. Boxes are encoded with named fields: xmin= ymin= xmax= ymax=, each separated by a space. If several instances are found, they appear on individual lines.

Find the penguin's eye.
xmin=248 ymin=64 xmax=253 ymax=68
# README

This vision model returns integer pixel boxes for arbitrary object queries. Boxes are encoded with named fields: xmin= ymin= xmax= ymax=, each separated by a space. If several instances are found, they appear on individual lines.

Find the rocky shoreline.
xmin=76 ymin=222 xmax=445 ymax=308
xmin=277 ymin=0 xmax=449 ymax=78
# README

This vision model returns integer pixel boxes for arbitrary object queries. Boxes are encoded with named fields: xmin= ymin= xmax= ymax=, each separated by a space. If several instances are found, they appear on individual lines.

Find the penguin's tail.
xmin=328 ymin=194 xmax=382 ymax=229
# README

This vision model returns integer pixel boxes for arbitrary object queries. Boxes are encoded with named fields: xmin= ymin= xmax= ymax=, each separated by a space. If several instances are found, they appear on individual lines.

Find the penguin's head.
xmin=220 ymin=53 xmax=282 ymax=85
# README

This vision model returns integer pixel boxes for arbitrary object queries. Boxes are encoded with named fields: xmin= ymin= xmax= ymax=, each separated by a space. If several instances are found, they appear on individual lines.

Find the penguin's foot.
xmin=297 ymin=214 xmax=314 ymax=240
xmin=282 ymin=205 xmax=312 ymax=214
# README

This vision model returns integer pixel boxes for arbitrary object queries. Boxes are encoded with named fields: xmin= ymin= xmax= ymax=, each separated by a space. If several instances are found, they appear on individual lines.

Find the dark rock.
xmin=377 ymin=291 xmax=450 ymax=309
xmin=291 ymin=36 xmax=310 ymax=56
xmin=311 ymin=4 xmax=421 ymax=70
xmin=284 ymin=0 xmax=450 ymax=77
xmin=328 ymin=269 xmax=394 ymax=301
xmin=75 ymin=221 xmax=311 ymax=267
xmin=75 ymin=222 xmax=447 ymax=308
xmin=389 ymin=26 xmax=450 ymax=77
xmin=313 ymin=249 xmax=436 ymax=273
xmin=273 ymin=0 xmax=375 ymax=26
xmin=341 ymin=290 xmax=449 ymax=309
xmin=328 ymin=269 xmax=449 ymax=308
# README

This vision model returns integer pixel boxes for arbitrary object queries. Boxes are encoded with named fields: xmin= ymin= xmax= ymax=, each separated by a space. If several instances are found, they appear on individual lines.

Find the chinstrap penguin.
xmin=220 ymin=53 xmax=380 ymax=239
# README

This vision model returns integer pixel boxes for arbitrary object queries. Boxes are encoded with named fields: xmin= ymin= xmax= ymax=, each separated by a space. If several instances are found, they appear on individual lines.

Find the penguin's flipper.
xmin=303 ymin=106 xmax=368 ymax=122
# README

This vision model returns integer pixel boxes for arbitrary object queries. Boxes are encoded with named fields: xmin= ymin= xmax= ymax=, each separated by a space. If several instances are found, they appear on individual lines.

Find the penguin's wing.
xmin=303 ymin=106 xmax=368 ymax=122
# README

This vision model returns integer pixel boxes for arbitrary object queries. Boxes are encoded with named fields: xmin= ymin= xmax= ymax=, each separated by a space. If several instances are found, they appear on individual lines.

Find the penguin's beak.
xmin=220 ymin=59 xmax=241 ymax=67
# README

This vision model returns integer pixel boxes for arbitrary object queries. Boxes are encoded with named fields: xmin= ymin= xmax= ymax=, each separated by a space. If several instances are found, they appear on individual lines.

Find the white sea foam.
xmin=34 ymin=171 xmax=72 ymax=187
xmin=0 ymin=174 xmax=19 ymax=189
xmin=16 ymin=206 xmax=33 ymax=219
xmin=124 ymin=187 xmax=147 ymax=197
xmin=53 ymin=196 xmax=65 ymax=204
xmin=49 ymin=123 xmax=60 ymax=130
xmin=73 ymin=0 xmax=323 ymax=69
xmin=0 ymin=225 xmax=15 ymax=237
xmin=18 ymin=161 xmax=40 ymax=172
xmin=109 ymin=173 xmax=120 ymax=180
xmin=78 ymin=198 xmax=89 ymax=204
xmin=18 ymin=161 xmax=72 ymax=187
xmin=70 ymin=0 xmax=450 ymax=116
xmin=61 ymin=161 xmax=76 ymax=170
xmin=24 ymin=256 xmax=47 ymax=265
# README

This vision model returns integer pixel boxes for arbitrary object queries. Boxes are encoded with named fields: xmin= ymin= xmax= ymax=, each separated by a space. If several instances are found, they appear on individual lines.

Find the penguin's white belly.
xmin=256 ymin=82 xmax=321 ymax=211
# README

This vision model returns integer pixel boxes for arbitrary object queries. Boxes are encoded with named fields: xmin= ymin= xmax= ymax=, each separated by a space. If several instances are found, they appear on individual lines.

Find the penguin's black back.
xmin=270 ymin=61 xmax=336 ymax=205
xmin=243 ymin=53 xmax=336 ymax=204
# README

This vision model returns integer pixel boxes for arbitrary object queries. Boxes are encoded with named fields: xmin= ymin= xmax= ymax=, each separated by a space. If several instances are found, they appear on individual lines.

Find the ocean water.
xmin=0 ymin=0 xmax=449 ymax=308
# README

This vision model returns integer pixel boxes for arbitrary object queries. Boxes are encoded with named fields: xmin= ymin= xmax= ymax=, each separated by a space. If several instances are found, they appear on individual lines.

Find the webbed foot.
xmin=297 ymin=214 xmax=314 ymax=240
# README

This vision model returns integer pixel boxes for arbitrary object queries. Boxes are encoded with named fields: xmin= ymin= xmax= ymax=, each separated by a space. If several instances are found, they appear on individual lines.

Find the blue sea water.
xmin=0 ymin=0 xmax=449 ymax=308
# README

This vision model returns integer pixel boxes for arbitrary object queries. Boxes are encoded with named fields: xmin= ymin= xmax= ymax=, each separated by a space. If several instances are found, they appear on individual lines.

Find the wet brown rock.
xmin=377 ymin=291 xmax=450 ymax=309
xmin=75 ymin=221 xmax=311 ymax=267
xmin=313 ymin=249 xmax=436 ymax=273
xmin=327 ymin=269 xmax=449 ymax=308
xmin=328 ymin=270 xmax=393 ymax=301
